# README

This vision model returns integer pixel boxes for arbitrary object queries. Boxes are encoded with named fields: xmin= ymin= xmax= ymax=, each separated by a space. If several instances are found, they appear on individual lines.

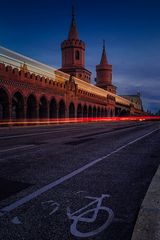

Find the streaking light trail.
xmin=0 ymin=116 xmax=160 ymax=126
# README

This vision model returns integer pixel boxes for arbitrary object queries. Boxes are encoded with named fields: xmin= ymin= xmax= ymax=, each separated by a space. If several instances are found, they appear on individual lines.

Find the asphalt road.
xmin=0 ymin=120 xmax=159 ymax=240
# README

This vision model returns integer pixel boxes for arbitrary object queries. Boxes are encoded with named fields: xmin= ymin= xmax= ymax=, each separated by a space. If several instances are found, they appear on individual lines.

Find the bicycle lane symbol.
xmin=10 ymin=193 xmax=114 ymax=238
xmin=67 ymin=194 xmax=114 ymax=238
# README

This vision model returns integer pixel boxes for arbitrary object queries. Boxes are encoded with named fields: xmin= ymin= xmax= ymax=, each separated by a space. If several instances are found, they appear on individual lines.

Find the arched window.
xmin=75 ymin=50 xmax=80 ymax=60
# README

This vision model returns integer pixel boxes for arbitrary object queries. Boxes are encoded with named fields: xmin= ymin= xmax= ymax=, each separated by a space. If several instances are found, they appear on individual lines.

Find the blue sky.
xmin=0 ymin=0 xmax=160 ymax=113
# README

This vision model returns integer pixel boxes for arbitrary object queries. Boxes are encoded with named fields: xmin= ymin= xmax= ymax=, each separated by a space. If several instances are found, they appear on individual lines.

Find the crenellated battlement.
xmin=0 ymin=62 xmax=67 ymax=92
xmin=61 ymin=39 xmax=85 ymax=49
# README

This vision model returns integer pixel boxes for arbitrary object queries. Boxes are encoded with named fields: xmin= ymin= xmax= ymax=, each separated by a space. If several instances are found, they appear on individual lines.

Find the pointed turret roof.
xmin=100 ymin=40 xmax=108 ymax=65
xmin=68 ymin=5 xmax=78 ymax=40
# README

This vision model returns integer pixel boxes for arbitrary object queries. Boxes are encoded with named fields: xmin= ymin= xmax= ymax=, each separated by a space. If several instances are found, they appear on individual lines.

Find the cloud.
xmin=113 ymin=70 xmax=160 ymax=113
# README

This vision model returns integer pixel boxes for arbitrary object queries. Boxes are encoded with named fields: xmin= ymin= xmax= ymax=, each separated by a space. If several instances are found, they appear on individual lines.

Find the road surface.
xmin=0 ymin=120 xmax=159 ymax=239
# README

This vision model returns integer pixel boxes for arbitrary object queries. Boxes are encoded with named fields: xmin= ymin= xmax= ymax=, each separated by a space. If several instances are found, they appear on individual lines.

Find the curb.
xmin=131 ymin=165 xmax=160 ymax=240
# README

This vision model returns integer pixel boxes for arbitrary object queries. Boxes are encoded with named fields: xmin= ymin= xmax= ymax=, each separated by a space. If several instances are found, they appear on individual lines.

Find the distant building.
xmin=121 ymin=93 xmax=143 ymax=112
xmin=0 ymin=8 xmax=144 ymax=121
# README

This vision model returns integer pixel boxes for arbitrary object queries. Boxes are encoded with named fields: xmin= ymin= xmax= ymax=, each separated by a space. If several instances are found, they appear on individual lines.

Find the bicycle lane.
xmin=0 ymin=129 xmax=159 ymax=240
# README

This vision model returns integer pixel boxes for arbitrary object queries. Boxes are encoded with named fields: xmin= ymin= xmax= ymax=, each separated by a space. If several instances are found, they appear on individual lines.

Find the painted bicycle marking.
xmin=67 ymin=194 xmax=114 ymax=238
xmin=11 ymin=216 xmax=22 ymax=225
xmin=11 ymin=193 xmax=114 ymax=238
xmin=41 ymin=200 xmax=60 ymax=215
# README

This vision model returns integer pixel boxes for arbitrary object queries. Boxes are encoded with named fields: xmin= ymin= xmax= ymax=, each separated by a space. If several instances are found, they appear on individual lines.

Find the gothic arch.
xmin=93 ymin=106 xmax=96 ymax=118
xmin=83 ymin=104 xmax=88 ymax=118
xmin=58 ymin=99 xmax=65 ymax=118
xmin=12 ymin=91 xmax=24 ymax=119
xmin=101 ymin=107 xmax=104 ymax=117
xmin=119 ymin=109 xmax=128 ymax=116
xmin=0 ymin=88 xmax=9 ymax=120
xmin=115 ymin=107 xmax=120 ymax=116
xmin=105 ymin=108 xmax=108 ymax=117
xmin=108 ymin=109 xmax=110 ymax=117
xmin=77 ymin=103 xmax=82 ymax=118
xmin=69 ymin=102 xmax=75 ymax=118
xmin=39 ymin=96 xmax=48 ymax=119
xmin=49 ymin=98 xmax=57 ymax=119
xmin=111 ymin=109 xmax=114 ymax=117
xmin=97 ymin=107 xmax=100 ymax=117
xmin=88 ymin=105 xmax=92 ymax=118
xmin=27 ymin=94 xmax=37 ymax=119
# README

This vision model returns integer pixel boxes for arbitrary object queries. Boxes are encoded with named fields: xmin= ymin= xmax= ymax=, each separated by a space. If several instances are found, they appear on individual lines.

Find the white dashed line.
xmin=0 ymin=145 xmax=35 ymax=153
xmin=0 ymin=127 xmax=80 ymax=140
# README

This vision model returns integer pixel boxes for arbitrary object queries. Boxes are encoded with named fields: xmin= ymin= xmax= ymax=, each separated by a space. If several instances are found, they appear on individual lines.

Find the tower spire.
xmin=68 ymin=5 xmax=78 ymax=40
xmin=100 ymin=40 xmax=108 ymax=65
xmin=103 ymin=39 xmax=105 ymax=49
xmin=72 ymin=4 xmax=75 ymax=19
xmin=60 ymin=5 xmax=91 ymax=83
xmin=96 ymin=40 xmax=116 ymax=93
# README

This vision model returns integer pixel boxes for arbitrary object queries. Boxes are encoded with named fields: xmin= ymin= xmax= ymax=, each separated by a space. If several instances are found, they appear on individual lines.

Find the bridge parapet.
xmin=0 ymin=46 xmax=56 ymax=81
xmin=0 ymin=46 xmax=142 ymax=113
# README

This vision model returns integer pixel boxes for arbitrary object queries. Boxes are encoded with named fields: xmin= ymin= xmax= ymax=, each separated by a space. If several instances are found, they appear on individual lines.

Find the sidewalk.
xmin=131 ymin=165 xmax=160 ymax=240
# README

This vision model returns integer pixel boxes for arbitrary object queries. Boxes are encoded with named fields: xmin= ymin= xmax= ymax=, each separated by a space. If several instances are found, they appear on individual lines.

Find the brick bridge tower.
xmin=96 ymin=41 xmax=116 ymax=94
xmin=59 ymin=7 xmax=91 ymax=83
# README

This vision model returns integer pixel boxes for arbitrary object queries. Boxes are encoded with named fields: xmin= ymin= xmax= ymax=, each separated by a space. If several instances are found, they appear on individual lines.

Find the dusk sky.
xmin=0 ymin=0 xmax=160 ymax=113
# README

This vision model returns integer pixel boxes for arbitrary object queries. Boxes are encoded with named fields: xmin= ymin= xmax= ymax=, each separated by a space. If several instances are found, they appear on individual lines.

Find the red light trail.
xmin=0 ymin=116 xmax=160 ymax=126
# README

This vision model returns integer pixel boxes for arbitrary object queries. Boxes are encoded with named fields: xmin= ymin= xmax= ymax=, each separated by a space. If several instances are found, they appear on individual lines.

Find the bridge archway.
xmin=101 ymin=108 xmax=104 ymax=117
xmin=83 ymin=105 xmax=88 ymax=118
xmin=50 ymin=98 xmax=57 ymax=119
xmin=88 ymin=106 xmax=92 ymax=118
xmin=115 ymin=107 xmax=121 ymax=116
xmin=93 ymin=106 xmax=96 ymax=118
xmin=0 ymin=88 xmax=9 ymax=120
xmin=69 ymin=102 xmax=75 ymax=118
xmin=12 ymin=92 xmax=24 ymax=119
xmin=97 ymin=107 xmax=100 ymax=117
xmin=58 ymin=99 xmax=65 ymax=118
xmin=77 ymin=103 xmax=82 ymax=118
xmin=105 ymin=108 xmax=108 ymax=117
xmin=27 ymin=94 xmax=37 ymax=119
xmin=39 ymin=96 xmax=48 ymax=119
xmin=110 ymin=109 xmax=113 ymax=117
xmin=119 ymin=109 xmax=128 ymax=116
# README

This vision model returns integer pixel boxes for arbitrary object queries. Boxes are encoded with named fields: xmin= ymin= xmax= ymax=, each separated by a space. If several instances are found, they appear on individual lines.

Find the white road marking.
xmin=0 ymin=131 xmax=61 ymax=140
xmin=0 ymin=122 xmax=146 ymax=140
xmin=0 ymin=131 xmax=59 ymax=140
xmin=0 ymin=145 xmax=35 ymax=153
xmin=41 ymin=201 xmax=60 ymax=216
xmin=67 ymin=194 xmax=114 ymax=237
xmin=0 ymin=123 xmax=138 ymax=140
xmin=0 ymin=128 xmax=159 ymax=217
xmin=11 ymin=216 xmax=22 ymax=225
xmin=0 ymin=126 xmax=89 ymax=140
xmin=76 ymin=191 xmax=87 ymax=194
